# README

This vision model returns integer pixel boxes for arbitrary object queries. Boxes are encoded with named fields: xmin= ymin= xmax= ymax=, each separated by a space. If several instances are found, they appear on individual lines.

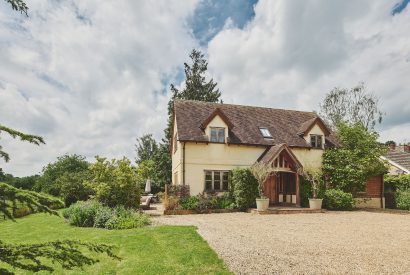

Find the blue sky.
xmin=0 ymin=0 xmax=410 ymax=176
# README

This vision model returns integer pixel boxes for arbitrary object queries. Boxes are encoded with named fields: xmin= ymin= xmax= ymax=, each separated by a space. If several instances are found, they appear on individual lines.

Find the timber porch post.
xmin=296 ymin=173 xmax=301 ymax=207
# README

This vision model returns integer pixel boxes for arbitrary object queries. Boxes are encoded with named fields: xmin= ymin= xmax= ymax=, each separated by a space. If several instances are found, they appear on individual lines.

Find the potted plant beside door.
xmin=301 ymin=165 xmax=323 ymax=210
xmin=251 ymin=162 xmax=275 ymax=211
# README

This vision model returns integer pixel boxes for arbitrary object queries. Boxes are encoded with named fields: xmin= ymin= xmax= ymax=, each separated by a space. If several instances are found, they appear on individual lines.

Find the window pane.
xmin=205 ymin=171 xmax=212 ymax=190
xmin=217 ymin=128 xmax=225 ymax=143
xmin=214 ymin=172 xmax=221 ymax=190
xmin=317 ymin=136 xmax=322 ymax=148
xmin=205 ymin=181 xmax=212 ymax=190
xmin=310 ymin=135 xmax=316 ymax=147
xmin=210 ymin=129 xmax=217 ymax=142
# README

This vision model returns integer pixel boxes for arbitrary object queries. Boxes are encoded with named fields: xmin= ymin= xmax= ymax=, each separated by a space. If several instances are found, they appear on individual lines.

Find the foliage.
xmin=0 ymin=124 xmax=44 ymax=162
xmin=250 ymin=162 xmax=275 ymax=198
xmin=0 ymin=183 xmax=117 ymax=274
xmin=299 ymin=176 xmax=312 ymax=207
xmin=168 ymin=184 xmax=190 ymax=199
xmin=3 ymin=0 xmax=28 ymax=16
xmin=180 ymin=196 xmax=200 ymax=210
xmin=384 ymin=174 xmax=410 ymax=192
xmin=231 ymin=168 xmax=259 ymax=210
xmin=180 ymin=193 xmax=235 ymax=211
xmin=0 ymin=214 xmax=231 ymax=274
xmin=0 ymin=182 xmax=63 ymax=220
xmin=58 ymin=170 xmax=93 ymax=206
xmin=35 ymin=154 xmax=90 ymax=197
xmin=4 ymin=175 xmax=39 ymax=191
xmin=151 ymin=142 xmax=172 ymax=189
xmin=63 ymin=200 xmax=150 ymax=229
xmin=135 ymin=134 xmax=158 ymax=165
xmin=163 ymin=195 xmax=180 ymax=210
xmin=396 ymin=190 xmax=410 ymax=210
xmin=300 ymin=165 xmax=322 ymax=199
xmin=319 ymin=83 xmax=383 ymax=130
xmin=323 ymin=123 xmax=387 ymax=194
xmin=86 ymin=157 xmax=141 ymax=208
xmin=323 ymin=189 xmax=354 ymax=210
xmin=0 ymin=240 xmax=117 ymax=274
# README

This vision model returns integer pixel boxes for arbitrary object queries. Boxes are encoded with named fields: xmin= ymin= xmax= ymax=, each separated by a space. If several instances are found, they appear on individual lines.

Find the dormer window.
xmin=310 ymin=134 xmax=323 ymax=149
xmin=259 ymin=127 xmax=272 ymax=139
xmin=210 ymin=127 xmax=225 ymax=143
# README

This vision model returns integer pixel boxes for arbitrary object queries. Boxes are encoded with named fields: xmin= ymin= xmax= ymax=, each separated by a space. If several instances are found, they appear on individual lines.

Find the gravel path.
xmin=154 ymin=211 xmax=410 ymax=274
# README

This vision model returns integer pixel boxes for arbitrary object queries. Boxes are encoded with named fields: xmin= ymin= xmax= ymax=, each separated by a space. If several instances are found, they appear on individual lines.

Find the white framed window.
xmin=310 ymin=134 xmax=323 ymax=149
xmin=210 ymin=127 xmax=225 ymax=143
xmin=259 ymin=127 xmax=272 ymax=138
xmin=204 ymin=170 xmax=230 ymax=191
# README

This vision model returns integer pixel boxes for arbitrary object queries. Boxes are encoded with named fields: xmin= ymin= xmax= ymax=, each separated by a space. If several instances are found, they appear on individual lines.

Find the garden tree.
xmin=86 ymin=157 xmax=141 ymax=208
xmin=165 ymin=49 xmax=221 ymax=141
xmin=3 ymin=0 xmax=28 ymax=16
xmin=322 ymin=123 xmax=387 ymax=194
xmin=319 ymin=83 xmax=383 ymax=130
xmin=0 ymin=183 xmax=117 ymax=274
xmin=385 ymin=140 xmax=396 ymax=147
xmin=154 ymin=49 xmax=222 ymax=188
xmin=300 ymin=164 xmax=323 ymax=199
xmin=35 ymin=154 xmax=89 ymax=196
xmin=58 ymin=170 xmax=93 ymax=206
xmin=231 ymin=168 xmax=259 ymax=210
xmin=250 ymin=162 xmax=276 ymax=198
xmin=7 ymin=175 xmax=39 ymax=190
xmin=0 ymin=125 xmax=44 ymax=162
xmin=135 ymin=134 xmax=158 ymax=165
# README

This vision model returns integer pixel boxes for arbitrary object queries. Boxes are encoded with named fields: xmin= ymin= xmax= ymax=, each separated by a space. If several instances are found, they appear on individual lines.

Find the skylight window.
xmin=259 ymin=127 xmax=272 ymax=138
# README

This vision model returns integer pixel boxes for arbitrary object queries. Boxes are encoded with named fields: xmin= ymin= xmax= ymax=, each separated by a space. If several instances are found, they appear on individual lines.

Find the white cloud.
xmin=208 ymin=0 xmax=410 ymax=141
xmin=0 ymin=0 xmax=198 ymax=175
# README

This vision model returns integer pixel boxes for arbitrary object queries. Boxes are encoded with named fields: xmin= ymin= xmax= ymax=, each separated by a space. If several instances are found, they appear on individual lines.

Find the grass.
xmin=0 ymin=213 xmax=231 ymax=274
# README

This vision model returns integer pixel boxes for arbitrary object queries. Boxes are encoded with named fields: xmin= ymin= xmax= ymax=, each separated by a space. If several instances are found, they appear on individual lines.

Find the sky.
xmin=0 ymin=0 xmax=409 ymax=176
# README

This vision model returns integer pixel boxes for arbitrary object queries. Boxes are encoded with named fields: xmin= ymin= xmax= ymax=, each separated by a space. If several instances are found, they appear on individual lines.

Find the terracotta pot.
xmin=256 ymin=198 xmax=269 ymax=211
xmin=309 ymin=198 xmax=323 ymax=210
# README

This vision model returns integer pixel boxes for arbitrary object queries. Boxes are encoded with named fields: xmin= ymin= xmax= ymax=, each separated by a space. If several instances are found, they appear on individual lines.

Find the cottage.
xmin=171 ymin=99 xmax=384 ymax=208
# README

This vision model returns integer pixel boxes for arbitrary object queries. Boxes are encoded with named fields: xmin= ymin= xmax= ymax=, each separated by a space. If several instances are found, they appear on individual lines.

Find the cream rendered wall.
xmin=291 ymin=123 xmax=325 ymax=169
xmin=171 ymin=118 xmax=182 ymax=185
xmin=184 ymin=115 xmax=265 ymax=195
xmin=184 ymin=143 xmax=266 ymax=195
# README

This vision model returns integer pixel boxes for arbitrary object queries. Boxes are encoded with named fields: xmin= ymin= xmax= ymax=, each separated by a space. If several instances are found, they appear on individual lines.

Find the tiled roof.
xmin=384 ymin=150 xmax=410 ymax=171
xmin=174 ymin=100 xmax=336 ymax=148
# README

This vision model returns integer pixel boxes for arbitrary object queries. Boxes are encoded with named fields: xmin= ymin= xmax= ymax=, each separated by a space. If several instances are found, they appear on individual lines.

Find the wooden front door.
xmin=263 ymin=176 xmax=277 ymax=204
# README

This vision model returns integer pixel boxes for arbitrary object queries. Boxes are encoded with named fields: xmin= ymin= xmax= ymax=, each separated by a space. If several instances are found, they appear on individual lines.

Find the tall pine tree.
xmin=157 ymin=49 xmax=221 ymax=186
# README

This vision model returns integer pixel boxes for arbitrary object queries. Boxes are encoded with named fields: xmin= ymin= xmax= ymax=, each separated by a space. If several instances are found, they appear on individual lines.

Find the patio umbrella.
xmin=144 ymin=179 xmax=151 ymax=194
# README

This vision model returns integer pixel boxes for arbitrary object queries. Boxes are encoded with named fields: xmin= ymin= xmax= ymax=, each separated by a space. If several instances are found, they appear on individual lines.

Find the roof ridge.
xmin=174 ymin=99 xmax=316 ymax=115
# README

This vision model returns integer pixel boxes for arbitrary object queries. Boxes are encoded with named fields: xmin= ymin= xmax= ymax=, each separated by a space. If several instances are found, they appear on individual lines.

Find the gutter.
xmin=183 ymin=142 xmax=186 ymax=185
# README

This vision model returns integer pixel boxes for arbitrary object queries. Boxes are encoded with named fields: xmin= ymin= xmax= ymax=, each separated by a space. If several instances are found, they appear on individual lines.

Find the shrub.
xmin=384 ymin=174 xmax=410 ymax=192
xmin=86 ymin=157 xmax=141 ymax=208
xmin=323 ymin=189 xmax=354 ymax=210
xmin=396 ymin=190 xmax=410 ymax=210
xmin=180 ymin=196 xmax=199 ymax=210
xmin=163 ymin=195 xmax=180 ymax=210
xmin=63 ymin=200 xmax=150 ymax=229
xmin=62 ymin=200 xmax=100 ymax=227
xmin=168 ymin=185 xmax=190 ymax=199
xmin=231 ymin=168 xmax=258 ymax=210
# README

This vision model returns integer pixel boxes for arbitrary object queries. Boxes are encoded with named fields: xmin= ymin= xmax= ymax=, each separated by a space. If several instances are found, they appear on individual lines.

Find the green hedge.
xmin=396 ymin=190 xmax=410 ymax=210
xmin=384 ymin=174 xmax=410 ymax=192
xmin=323 ymin=189 xmax=354 ymax=210
xmin=231 ymin=168 xmax=258 ymax=210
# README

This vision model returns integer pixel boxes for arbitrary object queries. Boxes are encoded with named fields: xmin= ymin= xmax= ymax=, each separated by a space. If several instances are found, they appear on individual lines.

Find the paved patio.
xmin=154 ymin=211 xmax=410 ymax=274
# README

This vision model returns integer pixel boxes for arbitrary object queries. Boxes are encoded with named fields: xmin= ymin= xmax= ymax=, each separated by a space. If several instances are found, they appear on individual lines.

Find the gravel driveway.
xmin=154 ymin=211 xmax=410 ymax=274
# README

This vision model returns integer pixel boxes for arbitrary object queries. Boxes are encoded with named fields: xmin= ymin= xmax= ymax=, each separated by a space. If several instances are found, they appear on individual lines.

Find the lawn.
xmin=0 ymin=213 xmax=231 ymax=274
